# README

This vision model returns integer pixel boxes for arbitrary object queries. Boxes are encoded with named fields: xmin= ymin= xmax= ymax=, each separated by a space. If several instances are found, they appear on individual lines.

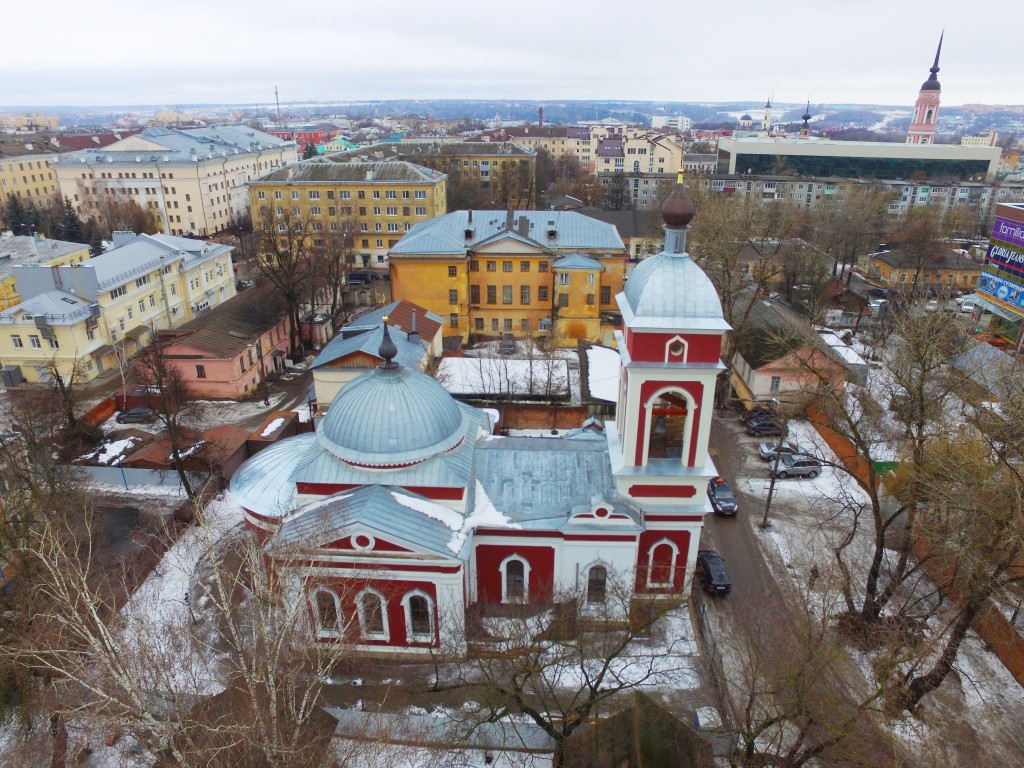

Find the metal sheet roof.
xmin=53 ymin=125 xmax=289 ymax=165
xmin=553 ymin=253 xmax=602 ymax=270
xmin=229 ymin=434 xmax=316 ymax=518
xmin=0 ymin=289 xmax=94 ymax=325
xmin=251 ymin=160 xmax=444 ymax=185
xmin=310 ymin=323 xmax=430 ymax=371
xmin=471 ymin=436 xmax=638 ymax=524
xmin=90 ymin=233 xmax=232 ymax=290
xmin=272 ymin=484 xmax=466 ymax=560
xmin=390 ymin=211 xmax=624 ymax=256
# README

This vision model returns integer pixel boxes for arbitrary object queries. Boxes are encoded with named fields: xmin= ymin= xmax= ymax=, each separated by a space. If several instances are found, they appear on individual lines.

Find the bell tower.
xmin=907 ymin=33 xmax=944 ymax=145
xmin=607 ymin=170 xmax=731 ymax=594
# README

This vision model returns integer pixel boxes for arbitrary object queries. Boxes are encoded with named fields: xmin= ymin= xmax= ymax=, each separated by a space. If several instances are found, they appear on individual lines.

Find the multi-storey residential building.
xmin=0 ymin=153 xmax=61 ymax=217
xmin=716 ymin=136 xmax=1000 ymax=180
xmin=0 ymin=235 xmax=91 ymax=311
xmin=695 ymin=174 xmax=1024 ymax=233
xmin=326 ymin=141 xmax=536 ymax=209
xmin=52 ymin=126 xmax=296 ymax=237
xmin=0 ymin=233 xmax=234 ymax=383
xmin=501 ymin=127 xmax=595 ymax=172
xmin=651 ymin=116 xmax=693 ymax=131
xmin=387 ymin=209 xmax=626 ymax=345
xmin=0 ymin=114 xmax=60 ymax=132
xmin=248 ymin=159 xmax=447 ymax=269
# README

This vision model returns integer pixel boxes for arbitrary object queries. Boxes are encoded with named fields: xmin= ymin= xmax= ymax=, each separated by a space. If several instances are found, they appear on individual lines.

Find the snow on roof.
xmin=585 ymin=345 xmax=620 ymax=402
xmin=815 ymin=328 xmax=868 ymax=367
xmin=260 ymin=417 xmax=285 ymax=438
xmin=436 ymin=357 xmax=569 ymax=397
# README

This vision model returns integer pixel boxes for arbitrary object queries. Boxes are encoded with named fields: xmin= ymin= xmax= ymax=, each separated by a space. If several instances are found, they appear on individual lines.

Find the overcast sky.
xmin=3 ymin=0 xmax=1020 ymax=109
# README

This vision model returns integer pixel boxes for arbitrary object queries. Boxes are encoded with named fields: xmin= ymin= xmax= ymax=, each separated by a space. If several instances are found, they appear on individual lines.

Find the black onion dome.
xmin=661 ymin=183 xmax=696 ymax=227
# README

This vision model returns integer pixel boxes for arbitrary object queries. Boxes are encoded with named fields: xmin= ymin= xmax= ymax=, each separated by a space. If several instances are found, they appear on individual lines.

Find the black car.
xmin=116 ymin=407 xmax=158 ymax=424
xmin=740 ymin=405 xmax=776 ymax=423
xmin=868 ymin=287 xmax=889 ymax=298
xmin=707 ymin=477 xmax=738 ymax=516
xmin=696 ymin=550 xmax=732 ymax=595
xmin=745 ymin=417 xmax=785 ymax=436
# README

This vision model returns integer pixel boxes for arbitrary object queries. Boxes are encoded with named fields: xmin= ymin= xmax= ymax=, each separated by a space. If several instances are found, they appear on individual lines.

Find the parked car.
xmin=740 ymin=404 xmax=776 ymax=423
xmin=943 ymin=300 xmax=958 ymax=312
xmin=770 ymin=453 xmax=823 ymax=479
xmin=758 ymin=439 xmax=801 ymax=462
xmin=707 ymin=477 xmax=738 ymax=516
xmin=745 ymin=417 xmax=786 ymax=437
xmin=924 ymin=300 xmax=939 ymax=313
xmin=236 ymin=278 xmax=254 ymax=290
xmin=868 ymin=287 xmax=889 ymax=298
xmin=499 ymin=333 xmax=516 ymax=355
xmin=116 ymin=407 xmax=158 ymax=424
xmin=696 ymin=550 xmax=732 ymax=595
xmin=868 ymin=298 xmax=888 ymax=316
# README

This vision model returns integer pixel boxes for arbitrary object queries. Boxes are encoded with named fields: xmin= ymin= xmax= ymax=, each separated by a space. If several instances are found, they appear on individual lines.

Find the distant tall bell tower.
xmin=907 ymin=33 xmax=944 ymax=145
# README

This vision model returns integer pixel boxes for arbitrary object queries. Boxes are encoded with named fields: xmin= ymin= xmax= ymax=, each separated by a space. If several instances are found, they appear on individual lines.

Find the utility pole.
xmin=275 ymin=86 xmax=281 ymax=125
xmin=759 ymin=402 xmax=787 ymax=529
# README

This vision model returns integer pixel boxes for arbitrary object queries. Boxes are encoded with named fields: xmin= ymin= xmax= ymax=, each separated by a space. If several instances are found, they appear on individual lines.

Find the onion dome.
xmin=661 ymin=178 xmax=696 ymax=227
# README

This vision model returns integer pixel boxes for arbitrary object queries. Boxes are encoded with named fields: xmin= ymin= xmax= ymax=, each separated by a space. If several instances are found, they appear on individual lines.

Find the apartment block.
xmin=52 ymin=126 xmax=296 ymax=237
xmin=0 ymin=233 xmax=234 ymax=384
xmin=0 ymin=235 xmax=91 ymax=311
xmin=248 ymin=158 xmax=447 ymax=268
xmin=0 ymin=153 xmax=61 ymax=216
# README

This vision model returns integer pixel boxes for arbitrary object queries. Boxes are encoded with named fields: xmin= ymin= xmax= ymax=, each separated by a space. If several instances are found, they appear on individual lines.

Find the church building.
xmin=229 ymin=176 xmax=730 ymax=653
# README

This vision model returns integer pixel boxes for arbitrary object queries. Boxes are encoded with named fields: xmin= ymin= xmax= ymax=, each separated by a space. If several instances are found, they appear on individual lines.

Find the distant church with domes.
xmin=230 ymin=174 xmax=730 ymax=653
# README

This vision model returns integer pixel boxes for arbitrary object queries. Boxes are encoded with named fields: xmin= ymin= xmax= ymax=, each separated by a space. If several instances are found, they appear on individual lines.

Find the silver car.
xmin=758 ymin=439 xmax=801 ymax=462
xmin=770 ymin=453 xmax=822 ymax=479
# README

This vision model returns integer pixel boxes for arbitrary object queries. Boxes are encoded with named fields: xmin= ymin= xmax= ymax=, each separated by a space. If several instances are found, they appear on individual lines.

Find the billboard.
xmin=979 ymin=212 xmax=1024 ymax=317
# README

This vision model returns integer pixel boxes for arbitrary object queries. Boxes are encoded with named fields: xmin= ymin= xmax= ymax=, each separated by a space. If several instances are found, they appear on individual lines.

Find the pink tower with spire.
xmin=907 ymin=33 xmax=944 ymax=145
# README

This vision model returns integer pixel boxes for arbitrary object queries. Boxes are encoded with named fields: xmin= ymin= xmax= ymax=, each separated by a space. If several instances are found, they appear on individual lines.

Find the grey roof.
xmin=327 ymin=140 xmax=534 ymax=161
xmin=160 ymin=284 xmax=285 ymax=359
xmin=620 ymin=251 xmax=730 ymax=331
xmin=317 ymin=365 xmax=470 ymax=467
xmin=271 ymin=485 xmax=466 ymax=560
xmin=0 ymin=236 xmax=89 ymax=280
xmin=390 ymin=211 xmax=624 ymax=257
xmin=229 ymin=434 xmax=313 ymax=518
xmin=553 ymin=253 xmax=602 ymax=271
xmin=471 ymin=436 xmax=639 ymax=526
xmin=51 ymin=125 xmax=289 ymax=166
xmin=311 ymin=323 xmax=430 ymax=372
xmin=90 ymin=233 xmax=232 ymax=291
xmin=290 ymin=404 xmax=484 ymax=489
xmin=0 ymin=289 xmax=95 ymax=326
xmin=250 ymin=159 xmax=444 ymax=185
xmin=952 ymin=341 xmax=1018 ymax=400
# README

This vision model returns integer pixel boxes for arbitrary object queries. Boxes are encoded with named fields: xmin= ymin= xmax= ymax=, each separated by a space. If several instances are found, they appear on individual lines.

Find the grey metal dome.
xmin=622 ymin=252 xmax=729 ymax=330
xmin=317 ymin=365 xmax=467 ymax=467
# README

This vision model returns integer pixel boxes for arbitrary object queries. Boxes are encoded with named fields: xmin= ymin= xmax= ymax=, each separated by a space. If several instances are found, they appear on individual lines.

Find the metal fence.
xmin=74 ymin=464 xmax=210 ymax=493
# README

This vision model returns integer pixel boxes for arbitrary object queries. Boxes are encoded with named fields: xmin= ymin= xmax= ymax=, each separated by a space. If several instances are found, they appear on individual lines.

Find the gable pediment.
xmin=104 ymin=136 xmax=174 ymax=153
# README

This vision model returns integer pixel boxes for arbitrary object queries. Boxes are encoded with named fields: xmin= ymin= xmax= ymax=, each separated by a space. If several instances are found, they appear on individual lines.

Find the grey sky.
xmin=2 ymin=0 xmax=1020 ymax=109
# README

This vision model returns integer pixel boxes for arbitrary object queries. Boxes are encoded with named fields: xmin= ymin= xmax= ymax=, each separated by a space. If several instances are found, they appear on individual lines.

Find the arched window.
xmin=587 ymin=565 xmax=608 ymax=604
xmin=647 ymin=539 xmax=678 ymax=588
xmin=402 ymin=591 xmax=435 ymax=643
xmin=500 ymin=555 xmax=530 ymax=603
xmin=311 ymin=588 xmax=341 ymax=638
xmin=356 ymin=589 xmax=389 ymax=641
xmin=925 ymin=108 xmax=934 ymax=123
xmin=646 ymin=391 xmax=690 ymax=460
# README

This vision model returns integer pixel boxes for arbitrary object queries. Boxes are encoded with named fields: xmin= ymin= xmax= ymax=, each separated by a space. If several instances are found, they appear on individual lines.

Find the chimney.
xmin=538 ymin=107 xmax=544 ymax=128
xmin=407 ymin=308 xmax=420 ymax=343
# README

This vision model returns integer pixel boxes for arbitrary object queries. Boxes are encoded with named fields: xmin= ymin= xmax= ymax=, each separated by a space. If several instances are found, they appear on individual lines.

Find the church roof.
xmin=272 ymin=485 xmax=469 ymax=560
xmin=317 ymin=363 xmax=467 ymax=467
xmin=620 ymin=252 xmax=729 ymax=331
xmin=472 ymin=436 xmax=639 ymax=527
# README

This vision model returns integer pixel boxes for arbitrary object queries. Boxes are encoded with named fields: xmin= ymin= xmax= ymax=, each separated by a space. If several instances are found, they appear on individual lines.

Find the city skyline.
xmin=3 ymin=0 xmax=1020 ymax=110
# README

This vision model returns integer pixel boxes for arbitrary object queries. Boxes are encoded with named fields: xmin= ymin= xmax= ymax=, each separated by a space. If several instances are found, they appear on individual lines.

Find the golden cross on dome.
xmin=677 ymin=151 xmax=686 ymax=185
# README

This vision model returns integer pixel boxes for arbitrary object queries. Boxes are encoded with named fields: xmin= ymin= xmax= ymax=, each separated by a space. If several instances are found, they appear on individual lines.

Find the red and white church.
xmin=229 ymin=178 xmax=730 ymax=653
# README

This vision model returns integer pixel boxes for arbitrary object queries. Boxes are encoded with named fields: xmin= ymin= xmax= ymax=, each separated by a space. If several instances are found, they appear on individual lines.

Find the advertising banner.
xmin=978 ymin=269 xmax=1024 ymax=313
xmin=992 ymin=216 xmax=1024 ymax=250
xmin=985 ymin=242 xmax=1024 ymax=282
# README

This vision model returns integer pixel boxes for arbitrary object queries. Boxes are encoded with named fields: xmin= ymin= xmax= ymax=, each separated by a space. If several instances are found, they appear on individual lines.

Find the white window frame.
xmin=401 ymin=590 xmax=435 ymax=643
xmin=356 ymin=587 xmax=390 ymax=641
xmin=646 ymin=538 xmax=679 ymax=589
xmin=499 ymin=554 xmax=530 ymax=603
xmin=309 ymin=588 xmax=342 ymax=639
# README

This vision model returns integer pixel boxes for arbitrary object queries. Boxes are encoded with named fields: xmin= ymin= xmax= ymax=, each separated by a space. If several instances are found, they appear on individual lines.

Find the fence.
xmin=75 ymin=464 xmax=211 ymax=493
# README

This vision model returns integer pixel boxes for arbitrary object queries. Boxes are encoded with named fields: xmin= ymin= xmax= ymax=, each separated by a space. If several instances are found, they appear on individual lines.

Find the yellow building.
xmin=0 ymin=153 xmax=61 ymax=216
xmin=0 ymin=233 xmax=234 ymax=383
xmin=52 ymin=126 xmax=296 ymax=237
xmin=388 ymin=209 xmax=626 ymax=345
xmin=326 ymin=141 xmax=536 ymax=209
xmin=248 ymin=158 xmax=447 ymax=268
xmin=867 ymin=247 xmax=982 ymax=294
xmin=0 ymin=235 xmax=91 ymax=311
xmin=0 ymin=114 xmax=60 ymax=132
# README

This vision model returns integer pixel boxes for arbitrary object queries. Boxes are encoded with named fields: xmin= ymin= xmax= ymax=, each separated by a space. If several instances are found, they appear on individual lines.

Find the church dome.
xmin=317 ymin=364 xmax=467 ymax=467
xmin=622 ymin=252 xmax=726 ymax=327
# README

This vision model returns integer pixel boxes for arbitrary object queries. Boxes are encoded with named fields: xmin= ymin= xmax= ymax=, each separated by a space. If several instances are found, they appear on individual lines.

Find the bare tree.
xmin=454 ymin=572 xmax=689 ymax=768
xmin=252 ymin=208 xmax=313 ymax=359
xmin=809 ymin=184 xmax=893 ymax=283
xmin=131 ymin=330 xmax=209 ymax=504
